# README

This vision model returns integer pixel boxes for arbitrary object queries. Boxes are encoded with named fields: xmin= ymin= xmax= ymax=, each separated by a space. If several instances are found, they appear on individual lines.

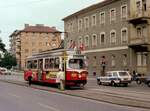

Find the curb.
xmin=0 ymin=79 xmax=150 ymax=109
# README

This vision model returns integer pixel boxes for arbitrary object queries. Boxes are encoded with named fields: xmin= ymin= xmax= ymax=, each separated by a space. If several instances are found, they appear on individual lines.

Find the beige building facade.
xmin=9 ymin=24 xmax=61 ymax=70
xmin=63 ymin=0 xmax=150 ymax=75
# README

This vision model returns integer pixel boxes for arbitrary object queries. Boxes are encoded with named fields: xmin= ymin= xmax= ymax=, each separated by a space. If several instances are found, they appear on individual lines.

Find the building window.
xmin=123 ymin=54 xmax=127 ymax=66
xmin=39 ymin=42 xmax=42 ymax=46
xmin=143 ymin=26 xmax=147 ymax=38
xmin=110 ymin=8 xmax=116 ymax=22
xmin=92 ymin=34 xmax=97 ymax=47
xmin=143 ymin=0 xmax=147 ymax=11
xmin=78 ymin=37 xmax=83 ymax=49
xmin=32 ymin=49 xmax=36 ymax=53
xmin=67 ymin=21 xmax=74 ymax=32
xmin=137 ymin=27 xmax=142 ymax=38
xmin=121 ymin=28 xmax=128 ymax=43
xmin=32 ymin=36 xmax=36 ymax=40
xmin=84 ymin=35 xmax=89 ymax=47
xmin=25 ymin=49 xmax=29 ymax=53
xmin=46 ymin=42 xmax=50 ymax=46
xmin=100 ymin=12 xmax=105 ymax=24
xmin=136 ymin=1 xmax=143 ymax=16
xmin=45 ymin=36 xmax=49 ymax=40
xmin=39 ymin=49 xmax=42 ymax=52
xmin=111 ymin=55 xmax=116 ymax=67
xmin=84 ymin=17 xmax=89 ymax=29
xmin=32 ymin=42 xmax=35 ymax=46
xmin=100 ymin=32 xmax=106 ymax=45
xmin=91 ymin=14 xmax=96 ymax=26
xmin=110 ymin=30 xmax=116 ymax=44
xmin=93 ymin=56 xmax=97 ymax=67
xmin=137 ymin=52 xmax=147 ymax=66
xmin=121 ymin=5 xmax=127 ymax=19
xmin=70 ymin=22 xmax=73 ymax=32
xmin=78 ymin=19 xmax=83 ymax=31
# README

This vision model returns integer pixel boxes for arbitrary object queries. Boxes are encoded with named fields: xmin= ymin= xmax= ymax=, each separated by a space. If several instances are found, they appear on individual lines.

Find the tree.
xmin=0 ymin=38 xmax=6 ymax=52
xmin=0 ymin=53 xmax=17 ymax=69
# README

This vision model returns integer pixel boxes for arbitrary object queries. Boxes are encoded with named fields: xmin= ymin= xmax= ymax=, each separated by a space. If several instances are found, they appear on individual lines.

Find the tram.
xmin=24 ymin=48 xmax=88 ymax=88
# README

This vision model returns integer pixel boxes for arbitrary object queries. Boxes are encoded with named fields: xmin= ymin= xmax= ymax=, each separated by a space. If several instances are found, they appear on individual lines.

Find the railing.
xmin=129 ymin=10 xmax=150 ymax=19
xmin=129 ymin=36 xmax=149 ymax=45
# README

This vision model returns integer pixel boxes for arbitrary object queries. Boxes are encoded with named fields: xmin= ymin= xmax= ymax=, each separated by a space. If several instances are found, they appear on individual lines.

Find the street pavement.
xmin=0 ymin=73 xmax=150 ymax=109
xmin=0 ymin=81 xmax=149 ymax=111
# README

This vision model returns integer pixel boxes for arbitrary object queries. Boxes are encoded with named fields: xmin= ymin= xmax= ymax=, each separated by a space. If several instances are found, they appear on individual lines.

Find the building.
xmin=63 ymin=0 xmax=150 ymax=75
xmin=9 ymin=24 xmax=61 ymax=70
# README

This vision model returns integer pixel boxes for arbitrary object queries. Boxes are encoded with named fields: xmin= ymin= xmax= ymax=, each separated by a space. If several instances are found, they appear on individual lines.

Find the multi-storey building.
xmin=63 ymin=0 xmax=150 ymax=75
xmin=9 ymin=24 xmax=61 ymax=70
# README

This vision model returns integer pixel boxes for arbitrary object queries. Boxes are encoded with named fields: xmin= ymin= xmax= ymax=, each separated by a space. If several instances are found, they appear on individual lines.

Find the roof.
xmin=22 ymin=25 xmax=60 ymax=33
xmin=62 ymin=0 xmax=119 ymax=21
xmin=9 ymin=30 xmax=20 ymax=37
xmin=9 ymin=24 xmax=61 ymax=37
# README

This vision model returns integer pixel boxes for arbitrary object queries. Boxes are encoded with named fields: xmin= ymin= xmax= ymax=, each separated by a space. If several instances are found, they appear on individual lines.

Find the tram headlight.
xmin=71 ymin=72 xmax=78 ymax=78
xmin=81 ymin=73 xmax=86 ymax=77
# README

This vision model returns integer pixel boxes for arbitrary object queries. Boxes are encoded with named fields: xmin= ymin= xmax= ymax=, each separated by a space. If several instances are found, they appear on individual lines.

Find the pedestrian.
xmin=57 ymin=69 xmax=65 ymax=90
xmin=132 ymin=70 xmax=137 ymax=81
xmin=27 ymin=69 xmax=32 ymax=86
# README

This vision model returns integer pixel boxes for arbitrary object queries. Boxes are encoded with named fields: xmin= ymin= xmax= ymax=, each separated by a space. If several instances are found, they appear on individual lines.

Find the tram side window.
xmin=45 ymin=59 xmax=49 ymax=69
xmin=49 ymin=58 xmax=55 ymax=68
xmin=27 ymin=60 xmax=37 ymax=69
xmin=55 ymin=57 xmax=60 ymax=69
xmin=27 ymin=61 xmax=32 ymax=69
xmin=33 ymin=60 xmax=38 ymax=69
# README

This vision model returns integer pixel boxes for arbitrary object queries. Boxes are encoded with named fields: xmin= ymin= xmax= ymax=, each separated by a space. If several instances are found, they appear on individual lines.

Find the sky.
xmin=0 ymin=0 xmax=103 ymax=49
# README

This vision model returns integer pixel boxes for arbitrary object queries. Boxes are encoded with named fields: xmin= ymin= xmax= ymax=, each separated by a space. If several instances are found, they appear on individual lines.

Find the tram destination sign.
xmin=73 ymin=55 xmax=84 ymax=58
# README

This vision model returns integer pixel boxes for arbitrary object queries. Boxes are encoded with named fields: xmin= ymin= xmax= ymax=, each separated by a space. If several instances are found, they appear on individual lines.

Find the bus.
xmin=24 ymin=48 xmax=88 ymax=88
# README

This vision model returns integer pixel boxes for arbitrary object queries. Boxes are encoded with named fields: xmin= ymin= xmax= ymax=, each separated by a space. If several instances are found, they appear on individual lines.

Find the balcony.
xmin=128 ymin=11 xmax=150 ymax=25
xmin=129 ymin=36 xmax=149 ymax=51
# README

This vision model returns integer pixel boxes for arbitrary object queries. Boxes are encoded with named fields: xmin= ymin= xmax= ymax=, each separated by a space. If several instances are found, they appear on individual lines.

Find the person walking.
xmin=27 ymin=69 xmax=32 ymax=86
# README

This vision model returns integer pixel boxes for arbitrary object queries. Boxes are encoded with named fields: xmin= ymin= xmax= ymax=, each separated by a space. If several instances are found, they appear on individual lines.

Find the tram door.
xmin=38 ymin=59 xmax=43 ymax=80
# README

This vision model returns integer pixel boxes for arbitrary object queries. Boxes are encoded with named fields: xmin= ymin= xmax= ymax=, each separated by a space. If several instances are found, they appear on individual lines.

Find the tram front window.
xmin=69 ymin=59 xmax=85 ymax=69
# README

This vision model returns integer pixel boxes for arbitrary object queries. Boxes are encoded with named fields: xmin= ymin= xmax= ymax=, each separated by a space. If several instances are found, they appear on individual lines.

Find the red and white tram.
xmin=24 ymin=48 xmax=88 ymax=88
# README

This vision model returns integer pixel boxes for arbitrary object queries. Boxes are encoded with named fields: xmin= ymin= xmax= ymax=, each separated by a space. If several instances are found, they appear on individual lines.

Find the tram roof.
xmin=27 ymin=48 xmax=84 ymax=60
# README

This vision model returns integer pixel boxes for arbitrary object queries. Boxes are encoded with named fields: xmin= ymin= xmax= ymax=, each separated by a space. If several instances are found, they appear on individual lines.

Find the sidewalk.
xmin=0 ymin=75 xmax=150 ymax=109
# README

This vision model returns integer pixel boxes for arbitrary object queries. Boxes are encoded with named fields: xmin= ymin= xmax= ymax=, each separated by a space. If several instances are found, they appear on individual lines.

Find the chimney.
xmin=24 ymin=24 xmax=29 ymax=28
xmin=51 ymin=26 xmax=56 ymax=30
xmin=36 ymin=24 xmax=44 ymax=27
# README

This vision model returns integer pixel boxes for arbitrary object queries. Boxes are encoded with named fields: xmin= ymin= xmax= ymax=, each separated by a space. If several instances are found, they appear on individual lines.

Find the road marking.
xmin=38 ymin=103 xmax=60 ymax=111
xmin=8 ymin=93 xmax=21 ymax=99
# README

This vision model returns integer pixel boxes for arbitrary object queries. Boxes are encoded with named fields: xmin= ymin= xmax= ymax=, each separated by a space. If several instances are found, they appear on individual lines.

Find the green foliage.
xmin=0 ymin=38 xmax=6 ymax=52
xmin=0 ymin=53 xmax=17 ymax=69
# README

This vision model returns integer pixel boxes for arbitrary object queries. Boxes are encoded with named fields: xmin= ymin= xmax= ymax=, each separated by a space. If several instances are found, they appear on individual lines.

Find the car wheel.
xmin=136 ymin=79 xmax=142 ymax=85
xmin=97 ymin=80 xmax=101 ymax=85
xmin=147 ymin=82 xmax=150 ymax=87
xmin=124 ymin=83 xmax=128 ymax=87
xmin=80 ymin=84 xmax=85 ymax=89
xmin=111 ymin=81 xmax=116 ymax=86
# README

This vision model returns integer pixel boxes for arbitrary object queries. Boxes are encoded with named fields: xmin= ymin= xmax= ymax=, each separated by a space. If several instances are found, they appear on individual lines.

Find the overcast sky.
xmin=0 ymin=0 xmax=103 ymax=49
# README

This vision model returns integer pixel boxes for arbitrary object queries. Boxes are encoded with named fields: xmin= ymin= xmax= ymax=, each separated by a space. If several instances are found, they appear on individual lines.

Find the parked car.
xmin=97 ymin=71 xmax=132 ymax=87
xmin=145 ymin=75 xmax=150 ymax=87
xmin=0 ymin=67 xmax=11 ymax=75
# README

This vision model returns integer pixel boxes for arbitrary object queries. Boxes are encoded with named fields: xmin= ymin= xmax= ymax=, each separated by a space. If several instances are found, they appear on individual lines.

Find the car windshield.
xmin=119 ymin=72 xmax=129 ymax=76
xmin=69 ymin=59 xmax=85 ymax=69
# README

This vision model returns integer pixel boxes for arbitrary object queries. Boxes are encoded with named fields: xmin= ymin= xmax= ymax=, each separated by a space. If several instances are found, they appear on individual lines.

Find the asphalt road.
xmin=0 ymin=82 xmax=149 ymax=111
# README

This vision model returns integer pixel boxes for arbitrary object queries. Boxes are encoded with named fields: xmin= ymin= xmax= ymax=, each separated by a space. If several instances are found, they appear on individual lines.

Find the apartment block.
xmin=9 ymin=24 xmax=61 ymax=70
xmin=63 ymin=0 xmax=150 ymax=75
